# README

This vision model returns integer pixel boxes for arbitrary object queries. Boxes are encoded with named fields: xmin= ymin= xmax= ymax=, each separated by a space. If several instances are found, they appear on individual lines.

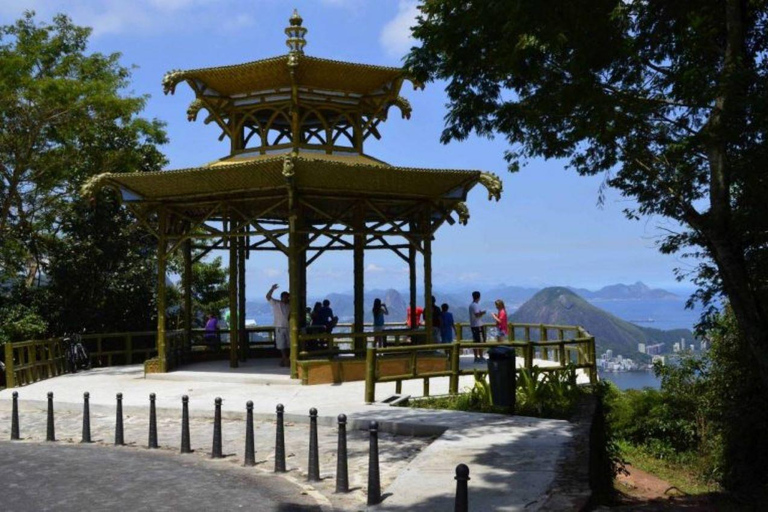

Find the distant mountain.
xmin=510 ymin=287 xmax=694 ymax=356
xmin=570 ymin=282 xmax=679 ymax=301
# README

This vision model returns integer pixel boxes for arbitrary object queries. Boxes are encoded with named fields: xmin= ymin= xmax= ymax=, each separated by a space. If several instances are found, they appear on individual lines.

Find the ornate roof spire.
xmin=285 ymin=9 xmax=307 ymax=56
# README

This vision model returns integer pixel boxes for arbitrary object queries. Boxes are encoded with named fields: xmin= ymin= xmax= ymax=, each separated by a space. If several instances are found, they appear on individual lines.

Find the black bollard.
xmin=148 ymin=393 xmax=158 ymax=449
xmin=180 ymin=395 xmax=191 ymax=454
xmin=115 ymin=393 xmax=124 ymax=446
xmin=367 ymin=420 xmax=381 ymax=506
xmin=46 ymin=392 xmax=55 ymax=442
xmin=81 ymin=392 xmax=92 ymax=443
xmin=274 ymin=404 xmax=286 ymax=473
xmin=211 ymin=397 xmax=223 ymax=458
xmin=454 ymin=463 xmax=470 ymax=512
xmin=11 ymin=391 xmax=20 ymax=441
xmin=335 ymin=413 xmax=349 ymax=493
xmin=244 ymin=401 xmax=255 ymax=467
xmin=307 ymin=407 xmax=320 ymax=482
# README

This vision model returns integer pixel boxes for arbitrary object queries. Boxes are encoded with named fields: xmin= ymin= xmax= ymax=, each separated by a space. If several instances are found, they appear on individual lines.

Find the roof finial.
xmin=285 ymin=9 xmax=307 ymax=56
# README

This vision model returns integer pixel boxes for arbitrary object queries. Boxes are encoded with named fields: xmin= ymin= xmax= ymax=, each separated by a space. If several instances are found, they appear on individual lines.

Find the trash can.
xmin=486 ymin=346 xmax=516 ymax=411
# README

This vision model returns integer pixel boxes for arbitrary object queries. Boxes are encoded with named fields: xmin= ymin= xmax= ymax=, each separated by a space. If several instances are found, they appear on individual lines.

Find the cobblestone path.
xmin=0 ymin=401 xmax=431 ymax=511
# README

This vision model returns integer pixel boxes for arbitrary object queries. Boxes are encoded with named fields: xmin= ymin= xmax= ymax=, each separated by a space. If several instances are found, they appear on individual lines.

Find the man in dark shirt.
xmin=423 ymin=295 xmax=442 ymax=343
xmin=318 ymin=299 xmax=337 ymax=333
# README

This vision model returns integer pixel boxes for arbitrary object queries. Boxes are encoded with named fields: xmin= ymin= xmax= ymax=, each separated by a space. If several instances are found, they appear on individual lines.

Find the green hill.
xmin=510 ymin=287 xmax=694 ymax=356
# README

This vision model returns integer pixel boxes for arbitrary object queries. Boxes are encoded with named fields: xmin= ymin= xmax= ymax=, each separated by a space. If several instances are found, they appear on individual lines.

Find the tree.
xmin=406 ymin=1 xmax=768 ymax=386
xmin=39 ymin=193 xmax=159 ymax=334
xmin=0 ymin=12 xmax=167 ymax=287
xmin=0 ymin=12 xmax=168 ymax=343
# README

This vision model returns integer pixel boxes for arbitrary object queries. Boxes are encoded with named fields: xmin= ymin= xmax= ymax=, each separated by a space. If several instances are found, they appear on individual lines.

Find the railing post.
xmin=126 ymin=334 xmax=133 ymax=365
xmin=11 ymin=391 xmax=20 ymax=440
xmin=365 ymin=347 xmax=376 ymax=404
xmin=449 ymin=342 xmax=460 ymax=395
xmin=5 ymin=342 xmax=15 ymax=388
xmin=455 ymin=463 xmax=470 ymax=512
xmin=336 ymin=414 xmax=349 ymax=493
xmin=589 ymin=336 xmax=598 ymax=384
xmin=423 ymin=377 xmax=430 ymax=397
xmin=559 ymin=342 xmax=566 ymax=368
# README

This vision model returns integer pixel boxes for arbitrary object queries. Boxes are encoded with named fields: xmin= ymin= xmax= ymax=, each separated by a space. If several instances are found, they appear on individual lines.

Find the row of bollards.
xmin=8 ymin=391 xmax=402 ymax=507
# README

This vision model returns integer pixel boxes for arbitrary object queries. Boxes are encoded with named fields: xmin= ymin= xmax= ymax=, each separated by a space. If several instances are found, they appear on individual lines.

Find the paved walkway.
xmin=0 ymin=441 xmax=323 ymax=512
xmin=0 ymin=362 xmax=576 ymax=511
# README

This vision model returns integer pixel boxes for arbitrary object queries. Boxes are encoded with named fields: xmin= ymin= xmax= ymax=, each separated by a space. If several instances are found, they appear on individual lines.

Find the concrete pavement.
xmin=0 ymin=361 xmax=577 ymax=510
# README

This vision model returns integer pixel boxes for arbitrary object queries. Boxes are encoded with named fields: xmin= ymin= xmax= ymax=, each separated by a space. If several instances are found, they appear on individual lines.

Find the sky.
xmin=2 ymin=0 xmax=698 ymax=298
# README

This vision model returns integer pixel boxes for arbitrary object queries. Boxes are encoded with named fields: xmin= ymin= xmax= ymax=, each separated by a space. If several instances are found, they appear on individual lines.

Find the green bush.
xmin=604 ymin=309 xmax=768 ymax=498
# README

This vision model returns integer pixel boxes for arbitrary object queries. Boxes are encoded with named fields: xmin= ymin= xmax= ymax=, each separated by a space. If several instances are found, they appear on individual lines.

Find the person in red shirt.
xmin=406 ymin=306 xmax=424 ymax=328
xmin=492 ymin=299 xmax=508 ymax=341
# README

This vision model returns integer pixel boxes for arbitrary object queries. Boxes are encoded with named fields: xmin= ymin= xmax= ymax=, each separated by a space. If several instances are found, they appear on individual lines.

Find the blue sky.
xmin=2 ymin=1 xmax=696 ymax=297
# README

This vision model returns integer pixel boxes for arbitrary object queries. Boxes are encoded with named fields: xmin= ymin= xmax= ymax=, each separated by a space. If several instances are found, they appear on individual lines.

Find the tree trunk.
xmin=707 ymin=229 xmax=768 ymax=389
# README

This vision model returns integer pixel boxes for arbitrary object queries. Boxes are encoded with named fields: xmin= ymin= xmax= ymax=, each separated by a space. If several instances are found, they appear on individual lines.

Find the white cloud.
xmin=379 ymin=0 xmax=419 ymax=58
xmin=262 ymin=268 xmax=283 ymax=278
xmin=365 ymin=263 xmax=385 ymax=273
xmin=0 ymin=1 xmax=255 ymax=38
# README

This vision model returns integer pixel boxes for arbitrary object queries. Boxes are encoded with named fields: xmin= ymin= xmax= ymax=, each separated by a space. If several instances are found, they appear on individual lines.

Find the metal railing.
xmin=364 ymin=322 xmax=597 ymax=403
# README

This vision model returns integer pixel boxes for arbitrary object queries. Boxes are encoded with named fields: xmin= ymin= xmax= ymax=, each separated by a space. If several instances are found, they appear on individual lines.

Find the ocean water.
xmin=588 ymin=298 xmax=702 ymax=331
xmin=599 ymin=370 xmax=660 ymax=390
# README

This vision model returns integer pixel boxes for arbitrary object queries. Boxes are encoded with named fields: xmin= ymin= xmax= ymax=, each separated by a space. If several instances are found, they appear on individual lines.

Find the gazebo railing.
xmin=363 ymin=323 xmax=597 ymax=403
xmin=3 ymin=330 xmax=168 ymax=388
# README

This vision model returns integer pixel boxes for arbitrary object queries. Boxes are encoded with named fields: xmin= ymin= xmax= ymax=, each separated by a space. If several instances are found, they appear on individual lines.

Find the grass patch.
xmin=618 ymin=440 xmax=719 ymax=495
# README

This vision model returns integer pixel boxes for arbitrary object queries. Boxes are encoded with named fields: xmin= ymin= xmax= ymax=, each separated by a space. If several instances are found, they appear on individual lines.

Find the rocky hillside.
xmin=510 ymin=287 xmax=694 ymax=356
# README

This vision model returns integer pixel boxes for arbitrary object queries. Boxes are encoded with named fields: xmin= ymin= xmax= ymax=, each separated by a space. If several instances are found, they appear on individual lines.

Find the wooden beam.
xmin=228 ymin=214 xmax=239 ymax=369
xmin=423 ymin=217 xmax=433 ymax=345
xmin=156 ymin=208 xmax=168 ymax=372
xmin=183 ymin=238 xmax=193 ymax=359
xmin=238 ymin=233 xmax=247 ymax=363
xmin=408 ymin=235 xmax=417 ymax=332
xmin=288 ymin=188 xmax=300 ymax=379
xmin=353 ymin=202 xmax=365 ymax=353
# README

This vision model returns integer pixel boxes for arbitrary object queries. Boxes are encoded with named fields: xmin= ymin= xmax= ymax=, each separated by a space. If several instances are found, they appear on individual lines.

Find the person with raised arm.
xmin=266 ymin=284 xmax=291 ymax=367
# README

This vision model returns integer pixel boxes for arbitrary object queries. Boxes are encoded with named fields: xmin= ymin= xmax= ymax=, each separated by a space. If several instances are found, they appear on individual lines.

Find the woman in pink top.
xmin=492 ymin=299 xmax=508 ymax=341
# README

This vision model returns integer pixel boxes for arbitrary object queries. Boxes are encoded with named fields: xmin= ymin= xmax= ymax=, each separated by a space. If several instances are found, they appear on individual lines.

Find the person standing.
xmin=266 ymin=284 xmax=290 ymax=367
xmin=319 ymin=299 xmax=337 ymax=333
xmin=469 ymin=291 xmax=487 ymax=362
xmin=372 ymin=298 xmax=388 ymax=347
xmin=203 ymin=313 xmax=220 ymax=349
xmin=492 ymin=299 xmax=508 ymax=341
xmin=440 ymin=303 xmax=455 ymax=343
xmin=427 ymin=295 xmax=442 ymax=343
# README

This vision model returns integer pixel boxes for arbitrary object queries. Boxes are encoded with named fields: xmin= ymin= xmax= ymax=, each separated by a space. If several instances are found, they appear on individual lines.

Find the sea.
xmin=591 ymin=296 xmax=703 ymax=390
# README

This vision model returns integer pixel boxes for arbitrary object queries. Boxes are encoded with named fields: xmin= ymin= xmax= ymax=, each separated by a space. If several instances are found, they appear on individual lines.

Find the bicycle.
xmin=63 ymin=333 xmax=91 ymax=373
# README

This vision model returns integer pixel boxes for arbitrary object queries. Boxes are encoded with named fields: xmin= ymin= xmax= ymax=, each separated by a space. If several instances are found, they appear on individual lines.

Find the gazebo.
xmin=84 ymin=11 xmax=502 ymax=381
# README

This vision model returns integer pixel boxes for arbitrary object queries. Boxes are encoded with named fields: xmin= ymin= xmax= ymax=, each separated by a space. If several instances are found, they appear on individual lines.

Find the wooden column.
xmin=288 ymin=189 xmax=301 ymax=379
xmin=156 ymin=208 xmax=168 ymax=372
xmin=238 ymin=234 xmax=247 ymax=362
xmin=353 ymin=203 xmax=365 ymax=354
xmin=423 ymin=210 xmax=433 ymax=344
xmin=183 ymin=238 xmax=193 ymax=360
xmin=408 ymin=241 xmax=417 ymax=331
xmin=228 ymin=216 xmax=239 ymax=368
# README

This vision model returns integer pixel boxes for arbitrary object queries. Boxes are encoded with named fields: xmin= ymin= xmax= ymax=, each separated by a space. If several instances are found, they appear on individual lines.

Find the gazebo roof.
xmin=84 ymin=152 xmax=500 ymax=207
xmin=162 ymin=55 xmax=409 ymax=98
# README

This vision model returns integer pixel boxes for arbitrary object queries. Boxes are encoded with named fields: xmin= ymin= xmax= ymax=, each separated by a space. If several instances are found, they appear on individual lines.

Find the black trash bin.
xmin=486 ymin=346 xmax=517 ymax=411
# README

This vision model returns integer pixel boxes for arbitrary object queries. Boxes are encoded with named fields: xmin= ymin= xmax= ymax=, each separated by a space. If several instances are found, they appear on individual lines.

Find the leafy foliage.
xmin=605 ymin=309 xmax=768 ymax=497
xmin=0 ymin=11 xmax=167 ymax=287
xmin=0 ymin=12 xmax=168 ymax=344
xmin=406 ymin=1 xmax=768 ymax=393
